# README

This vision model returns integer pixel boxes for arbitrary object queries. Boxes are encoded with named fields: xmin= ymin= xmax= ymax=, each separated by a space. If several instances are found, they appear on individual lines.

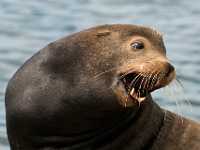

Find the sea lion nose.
xmin=166 ymin=62 xmax=175 ymax=76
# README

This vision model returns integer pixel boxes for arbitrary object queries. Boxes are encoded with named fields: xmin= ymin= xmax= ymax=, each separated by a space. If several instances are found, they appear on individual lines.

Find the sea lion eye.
xmin=131 ymin=42 xmax=144 ymax=50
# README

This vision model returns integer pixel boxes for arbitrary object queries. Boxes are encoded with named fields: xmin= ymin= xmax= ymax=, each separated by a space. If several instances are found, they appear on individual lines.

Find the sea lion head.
xmin=50 ymin=24 xmax=175 ymax=107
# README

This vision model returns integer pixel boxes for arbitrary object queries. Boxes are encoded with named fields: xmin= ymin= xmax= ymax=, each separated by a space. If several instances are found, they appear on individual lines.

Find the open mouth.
xmin=119 ymin=72 xmax=154 ymax=103
xmin=116 ymin=63 xmax=175 ymax=105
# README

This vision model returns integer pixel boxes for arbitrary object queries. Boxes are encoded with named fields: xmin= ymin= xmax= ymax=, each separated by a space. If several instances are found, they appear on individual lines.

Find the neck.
xmin=17 ymin=95 xmax=164 ymax=150
xmin=70 ymin=95 xmax=165 ymax=150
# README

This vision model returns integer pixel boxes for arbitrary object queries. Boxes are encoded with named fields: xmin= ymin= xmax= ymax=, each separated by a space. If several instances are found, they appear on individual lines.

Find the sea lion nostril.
xmin=166 ymin=63 xmax=175 ymax=76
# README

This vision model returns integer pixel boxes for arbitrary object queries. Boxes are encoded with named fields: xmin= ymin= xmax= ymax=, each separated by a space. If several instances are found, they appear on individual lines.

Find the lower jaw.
xmin=129 ymin=93 xmax=149 ymax=104
xmin=132 ymin=96 xmax=147 ymax=103
xmin=130 ymin=88 xmax=149 ymax=102
xmin=122 ymin=91 xmax=150 ymax=107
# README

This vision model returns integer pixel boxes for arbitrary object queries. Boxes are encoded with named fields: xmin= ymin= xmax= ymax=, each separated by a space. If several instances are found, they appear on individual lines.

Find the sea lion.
xmin=5 ymin=24 xmax=200 ymax=150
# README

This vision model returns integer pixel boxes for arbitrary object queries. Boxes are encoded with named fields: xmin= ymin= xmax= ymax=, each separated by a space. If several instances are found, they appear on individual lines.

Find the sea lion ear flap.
xmin=96 ymin=30 xmax=111 ymax=37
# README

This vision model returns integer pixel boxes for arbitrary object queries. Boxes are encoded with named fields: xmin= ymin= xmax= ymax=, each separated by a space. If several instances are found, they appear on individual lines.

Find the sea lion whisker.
xmin=138 ymin=72 xmax=151 ymax=90
xmin=138 ymin=75 xmax=146 ymax=91
xmin=141 ymin=74 xmax=148 ymax=89
xmin=149 ymin=73 xmax=155 ymax=89
xmin=149 ymin=73 xmax=158 ymax=90
xmin=144 ymin=73 xmax=152 ymax=90
xmin=174 ymin=99 xmax=184 ymax=124
xmin=92 ymin=64 xmax=141 ymax=81
xmin=89 ymin=65 xmax=136 ymax=83
xmin=119 ymin=68 xmax=140 ymax=79
xmin=152 ymin=73 xmax=158 ymax=87
xmin=137 ymin=90 xmax=142 ymax=107
xmin=128 ymin=73 xmax=143 ymax=90
xmin=138 ymin=89 xmax=142 ymax=98
xmin=131 ymin=73 xmax=144 ymax=90
xmin=91 ymin=66 xmax=120 ymax=80
xmin=174 ymin=79 xmax=193 ymax=114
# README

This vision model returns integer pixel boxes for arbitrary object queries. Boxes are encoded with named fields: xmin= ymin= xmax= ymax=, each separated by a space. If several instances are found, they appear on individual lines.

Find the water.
xmin=0 ymin=0 xmax=200 ymax=149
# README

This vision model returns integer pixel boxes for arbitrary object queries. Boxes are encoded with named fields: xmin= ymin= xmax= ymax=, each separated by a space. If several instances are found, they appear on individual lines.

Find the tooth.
xmin=130 ymin=88 xmax=135 ymax=96
xmin=138 ymin=97 xmax=146 ymax=103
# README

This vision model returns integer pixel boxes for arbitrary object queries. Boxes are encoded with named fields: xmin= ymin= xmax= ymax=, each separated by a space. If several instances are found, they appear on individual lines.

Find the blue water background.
xmin=1 ymin=0 xmax=200 ymax=149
